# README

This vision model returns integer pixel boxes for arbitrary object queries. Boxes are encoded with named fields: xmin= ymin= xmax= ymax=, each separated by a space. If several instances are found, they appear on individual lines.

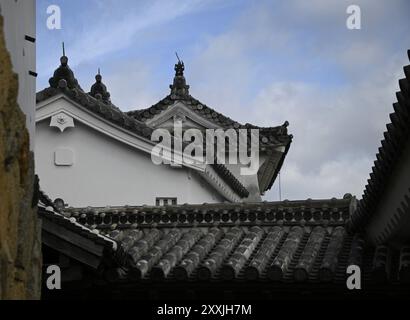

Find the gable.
xmin=36 ymin=94 xmax=206 ymax=172
xmin=127 ymin=94 xmax=293 ymax=193
xmin=146 ymin=101 xmax=220 ymax=130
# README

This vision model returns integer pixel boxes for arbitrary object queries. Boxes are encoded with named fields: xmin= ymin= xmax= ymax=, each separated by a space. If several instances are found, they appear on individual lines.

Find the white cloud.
xmin=68 ymin=1 xmax=194 ymax=65
xmin=252 ymin=55 xmax=406 ymax=200
xmin=184 ymin=0 xmax=410 ymax=200
xmin=271 ymin=156 xmax=374 ymax=200
xmin=43 ymin=0 xmax=227 ymax=73
xmin=103 ymin=61 xmax=158 ymax=111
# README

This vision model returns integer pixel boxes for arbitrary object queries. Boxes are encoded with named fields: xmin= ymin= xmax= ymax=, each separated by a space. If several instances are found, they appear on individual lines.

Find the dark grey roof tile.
xmin=197 ymin=227 xmax=243 ymax=280
xmin=174 ymin=228 xmax=223 ymax=280
xmin=294 ymin=226 xmax=326 ymax=282
xmin=319 ymin=226 xmax=345 ymax=281
xmin=350 ymin=52 xmax=410 ymax=232
xmin=267 ymin=226 xmax=305 ymax=281
xmin=220 ymin=226 xmax=264 ymax=280
xmin=244 ymin=226 xmax=286 ymax=280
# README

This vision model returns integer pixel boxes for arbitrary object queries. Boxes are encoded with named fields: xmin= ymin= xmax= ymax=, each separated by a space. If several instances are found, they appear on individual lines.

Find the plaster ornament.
xmin=50 ymin=112 xmax=75 ymax=132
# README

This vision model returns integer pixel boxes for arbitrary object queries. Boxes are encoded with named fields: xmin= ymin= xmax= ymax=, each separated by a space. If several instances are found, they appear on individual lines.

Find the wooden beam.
xmin=42 ymin=218 xmax=105 ymax=256
xmin=43 ymin=231 xmax=102 ymax=269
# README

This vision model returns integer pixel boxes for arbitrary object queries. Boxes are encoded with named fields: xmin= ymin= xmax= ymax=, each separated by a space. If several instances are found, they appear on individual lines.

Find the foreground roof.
xmin=51 ymin=196 xmax=404 ymax=288
xmin=36 ymin=194 xmax=410 ymax=299
xmin=38 ymin=191 xmax=122 ymax=270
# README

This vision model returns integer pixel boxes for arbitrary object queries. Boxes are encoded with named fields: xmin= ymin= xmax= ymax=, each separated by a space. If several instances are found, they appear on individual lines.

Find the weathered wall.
xmin=0 ymin=0 xmax=36 ymax=149
xmin=0 ymin=14 xmax=41 ymax=300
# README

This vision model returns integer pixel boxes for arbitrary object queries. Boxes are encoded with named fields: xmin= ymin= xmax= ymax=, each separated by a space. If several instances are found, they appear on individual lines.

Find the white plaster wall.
xmin=35 ymin=120 xmax=224 ymax=207
xmin=0 ymin=0 xmax=36 ymax=149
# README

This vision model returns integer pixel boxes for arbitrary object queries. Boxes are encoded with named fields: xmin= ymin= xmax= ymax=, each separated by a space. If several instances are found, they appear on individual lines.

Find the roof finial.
xmin=170 ymin=53 xmax=189 ymax=97
xmin=89 ymin=68 xmax=110 ymax=103
xmin=174 ymin=52 xmax=185 ymax=77
xmin=95 ymin=68 xmax=102 ymax=82
xmin=49 ymin=43 xmax=82 ymax=90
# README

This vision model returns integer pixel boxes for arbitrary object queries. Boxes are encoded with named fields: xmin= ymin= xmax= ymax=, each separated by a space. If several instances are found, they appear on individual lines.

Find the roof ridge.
xmin=64 ymin=196 xmax=353 ymax=211
xmin=348 ymin=50 xmax=410 ymax=234
xmin=60 ymin=198 xmax=352 ymax=235
xmin=37 ymin=86 xmax=155 ymax=139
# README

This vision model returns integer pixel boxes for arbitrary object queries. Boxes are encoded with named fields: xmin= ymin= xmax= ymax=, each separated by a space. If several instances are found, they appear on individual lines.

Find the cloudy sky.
xmin=36 ymin=0 xmax=410 ymax=201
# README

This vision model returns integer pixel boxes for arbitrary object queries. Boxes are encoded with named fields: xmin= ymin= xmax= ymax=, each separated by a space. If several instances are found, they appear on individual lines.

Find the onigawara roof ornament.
xmin=170 ymin=52 xmax=190 ymax=98
xmin=89 ymin=68 xmax=111 ymax=103
xmin=48 ymin=42 xmax=81 ymax=90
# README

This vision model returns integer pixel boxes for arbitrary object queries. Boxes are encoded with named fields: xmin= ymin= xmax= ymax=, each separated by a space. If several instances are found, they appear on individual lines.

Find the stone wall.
xmin=0 ymin=15 xmax=41 ymax=300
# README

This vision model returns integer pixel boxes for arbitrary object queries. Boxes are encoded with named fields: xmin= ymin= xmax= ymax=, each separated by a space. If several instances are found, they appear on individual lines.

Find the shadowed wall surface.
xmin=0 ymin=12 xmax=40 ymax=299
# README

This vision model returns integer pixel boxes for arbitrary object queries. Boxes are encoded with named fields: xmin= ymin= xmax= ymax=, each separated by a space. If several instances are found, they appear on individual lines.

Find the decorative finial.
xmin=95 ymin=68 xmax=102 ymax=82
xmin=170 ymin=53 xmax=189 ymax=97
xmin=174 ymin=52 xmax=185 ymax=77
xmin=49 ymin=43 xmax=81 ymax=90
xmin=89 ymin=69 xmax=110 ymax=103
xmin=60 ymin=42 xmax=68 ymax=66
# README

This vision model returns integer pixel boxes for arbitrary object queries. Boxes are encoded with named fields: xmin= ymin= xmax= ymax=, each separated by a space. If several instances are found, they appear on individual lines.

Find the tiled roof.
xmin=65 ymin=197 xmax=353 ymax=228
xmin=61 ymin=197 xmax=366 ymax=284
xmin=126 ymin=95 xmax=292 ymax=148
xmin=38 ymin=191 xmax=118 ymax=252
xmin=349 ymin=50 xmax=410 ymax=233
xmin=46 ymin=196 xmax=410 ymax=297
xmin=212 ymin=164 xmax=249 ymax=198
xmin=126 ymin=67 xmax=293 ymax=192
xmin=36 ymin=86 xmax=154 ymax=140
xmin=119 ymin=226 xmax=356 ymax=283
xmin=126 ymin=59 xmax=291 ymax=146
